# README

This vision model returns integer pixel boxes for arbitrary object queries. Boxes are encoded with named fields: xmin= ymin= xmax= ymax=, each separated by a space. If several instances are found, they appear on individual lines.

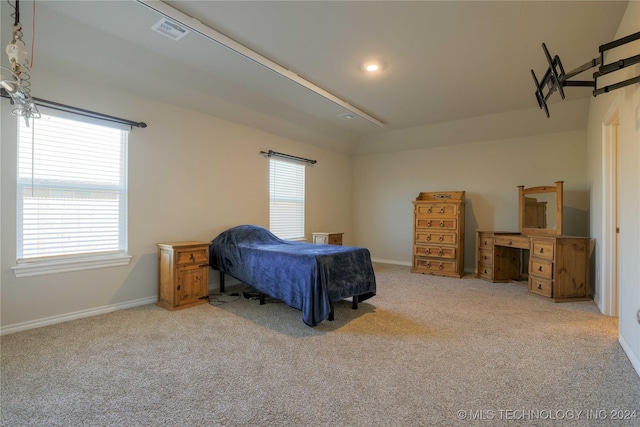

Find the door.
xmin=177 ymin=265 xmax=208 ymax=305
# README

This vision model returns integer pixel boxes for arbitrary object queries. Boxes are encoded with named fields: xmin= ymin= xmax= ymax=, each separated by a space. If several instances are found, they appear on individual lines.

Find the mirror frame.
xmin=518 ymin=181 xmax=563 ymax=236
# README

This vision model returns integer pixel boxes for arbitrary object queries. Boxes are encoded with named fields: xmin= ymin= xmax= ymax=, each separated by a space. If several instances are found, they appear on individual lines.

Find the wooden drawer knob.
xmin=439 ymin=221 xmax=444 ymax=227
xmin=427 ymin=208 xmax=432 ymax=214
xmin=439 ymin=236 xmax=444 ymax=242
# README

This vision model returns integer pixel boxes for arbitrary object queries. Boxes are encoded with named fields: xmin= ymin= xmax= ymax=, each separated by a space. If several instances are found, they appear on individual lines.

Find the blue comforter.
xmin=209 ymin=225 xmax=376 ymax=326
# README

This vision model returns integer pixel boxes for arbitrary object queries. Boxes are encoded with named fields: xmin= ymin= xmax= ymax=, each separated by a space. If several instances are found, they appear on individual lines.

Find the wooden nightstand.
xmin=312 ymin=232 xmax=343 ymax=245
xmin=156 ymin=241 xmax=209 ymax=311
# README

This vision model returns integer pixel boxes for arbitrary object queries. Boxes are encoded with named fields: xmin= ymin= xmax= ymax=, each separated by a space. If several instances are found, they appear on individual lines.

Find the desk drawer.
xmin=531 ymin=240 xmax=554 ymax=260
xmin=477 ymin=263 xmax=493 ymax=280
xmin=478 ymin=248 xmax=493 ymax=265
xmin=530 ymin=259 xmax=553 ymax=279
xmin=494 ymin=235 xmax=529 ymax=249
xmin=415 ymin=245 xmax=456 ymax=259
xmin=529 ymin=277 xmax=553 ymax=298
xmin=478 ymin=234 xmax=493 ymax=249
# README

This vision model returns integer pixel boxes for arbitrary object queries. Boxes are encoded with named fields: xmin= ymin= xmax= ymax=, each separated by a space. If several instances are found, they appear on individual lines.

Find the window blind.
xmin=269 ymin=157 xmax=305 ymax=240
xmin=17 ymin=113 xmax=128 ymax=261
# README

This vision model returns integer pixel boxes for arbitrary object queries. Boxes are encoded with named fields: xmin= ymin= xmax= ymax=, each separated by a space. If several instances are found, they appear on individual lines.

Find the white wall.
xmin=586 ymin=1 xmax=640 ymax=375
xmin=353 ymin=129 xmax=589 ymax=270
xmin=0 ymin=70 xmax=354 ymax=332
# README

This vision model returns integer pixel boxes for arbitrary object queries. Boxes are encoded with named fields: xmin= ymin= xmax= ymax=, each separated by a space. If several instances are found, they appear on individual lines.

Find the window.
xmin=13 ymin=112 xmax=130 ymax=276
xmin=269 ymin=157 xmax=305 ymax=240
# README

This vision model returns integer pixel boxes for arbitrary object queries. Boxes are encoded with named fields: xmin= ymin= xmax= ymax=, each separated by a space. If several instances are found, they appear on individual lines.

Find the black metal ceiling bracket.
xmin=531 ymin=31 xmax=640 ymax=118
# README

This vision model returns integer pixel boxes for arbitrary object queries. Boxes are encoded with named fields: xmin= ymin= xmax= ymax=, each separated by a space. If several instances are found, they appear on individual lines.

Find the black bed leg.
xmin=259 ymin=293 xmax=266 ymax=305
xmin=328 ymin=301 xmax=335 ymax=321
xmin=352 ymin=296 xmax=358 ymax=310
xmin=219 ymin=271 xmax=225 ymax=293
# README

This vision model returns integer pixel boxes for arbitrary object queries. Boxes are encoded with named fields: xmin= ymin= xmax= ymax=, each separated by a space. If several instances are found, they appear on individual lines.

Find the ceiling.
xmin=1 ymin=1 xmax=630 ymax=152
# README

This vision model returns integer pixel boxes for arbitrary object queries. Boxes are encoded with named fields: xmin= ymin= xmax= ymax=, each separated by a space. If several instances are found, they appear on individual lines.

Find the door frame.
xmin=600 ymin=99 xmax=620 ymax=317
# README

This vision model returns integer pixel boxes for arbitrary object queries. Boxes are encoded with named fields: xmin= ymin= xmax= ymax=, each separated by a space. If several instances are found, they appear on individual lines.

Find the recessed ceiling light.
xmin=339 ymin=113 xmax=355 ymax=120
xmin=363 ymin=61 xmax=383 ymax=72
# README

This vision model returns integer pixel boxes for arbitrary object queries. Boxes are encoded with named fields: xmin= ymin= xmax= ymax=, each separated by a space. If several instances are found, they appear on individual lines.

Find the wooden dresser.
xmin=156 ymin=241 xmax=210 ymax=311
xmin=411 ymin=191 xmax=465 ymax=278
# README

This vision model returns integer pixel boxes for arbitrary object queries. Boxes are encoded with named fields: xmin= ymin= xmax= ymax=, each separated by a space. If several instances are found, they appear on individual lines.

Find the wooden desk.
xmin=476 ymin=231 xmax=590 ymax=302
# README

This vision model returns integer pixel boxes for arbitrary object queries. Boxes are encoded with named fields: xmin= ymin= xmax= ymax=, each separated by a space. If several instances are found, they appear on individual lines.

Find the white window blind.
xmin=269 ymin=157 xmax=305 ymax=240
xmin=17 ymin=113 xmax=128 ymax=262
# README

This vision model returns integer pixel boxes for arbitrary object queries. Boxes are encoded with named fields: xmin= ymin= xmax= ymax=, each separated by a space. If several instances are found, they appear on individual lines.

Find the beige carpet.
xmin=2 ymin=263 xmax=639 ymax=426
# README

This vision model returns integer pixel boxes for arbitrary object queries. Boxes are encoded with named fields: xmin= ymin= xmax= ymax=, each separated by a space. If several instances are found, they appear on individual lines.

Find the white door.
xmin=616 ymin=91 xmax=640 ymax=377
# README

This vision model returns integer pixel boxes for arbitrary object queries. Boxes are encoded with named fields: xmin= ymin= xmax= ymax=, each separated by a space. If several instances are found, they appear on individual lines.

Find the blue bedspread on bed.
xmin=209 ymin=225 xmax=376 ymax=326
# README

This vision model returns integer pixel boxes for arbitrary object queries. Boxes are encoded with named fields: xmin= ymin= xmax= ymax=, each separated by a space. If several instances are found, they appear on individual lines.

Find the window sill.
xmin=11 ymin=254 xmax=133 ymax=278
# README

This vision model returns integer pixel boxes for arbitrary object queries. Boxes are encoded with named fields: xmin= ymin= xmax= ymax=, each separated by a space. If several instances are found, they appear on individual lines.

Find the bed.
xmin=209 ymin=225 xmax=376 ymax=326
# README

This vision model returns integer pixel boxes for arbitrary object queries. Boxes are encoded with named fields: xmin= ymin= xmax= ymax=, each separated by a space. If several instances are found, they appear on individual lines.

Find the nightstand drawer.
xmin=176 ymin=248 xmax=208 ymax=265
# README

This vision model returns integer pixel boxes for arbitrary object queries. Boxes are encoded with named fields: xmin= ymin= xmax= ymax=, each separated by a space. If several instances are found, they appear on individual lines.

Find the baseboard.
xmin=372 ymin=258 xmax=411 ymax=266
xmin=0 ymin=296 xmax=158 ymax=336
xmin=372 ymin=259 xmax=475 ymax=275
xmin=619 ymin=334 xmax=640 ymax=378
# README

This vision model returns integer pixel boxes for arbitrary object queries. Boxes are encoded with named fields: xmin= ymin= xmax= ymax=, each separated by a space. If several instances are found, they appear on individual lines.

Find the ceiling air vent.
xmin=151 ymin=18 xmax=190 ymax=41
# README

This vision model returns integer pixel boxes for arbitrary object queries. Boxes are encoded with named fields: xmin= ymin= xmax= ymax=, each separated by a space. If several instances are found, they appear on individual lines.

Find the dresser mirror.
xmin=518 ymin=181 xmax=563 ymax=236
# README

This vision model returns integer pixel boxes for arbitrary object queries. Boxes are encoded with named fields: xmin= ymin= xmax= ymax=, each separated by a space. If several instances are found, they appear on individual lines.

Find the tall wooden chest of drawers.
xmin=411 ymin=191 xmax=465 ymax=278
